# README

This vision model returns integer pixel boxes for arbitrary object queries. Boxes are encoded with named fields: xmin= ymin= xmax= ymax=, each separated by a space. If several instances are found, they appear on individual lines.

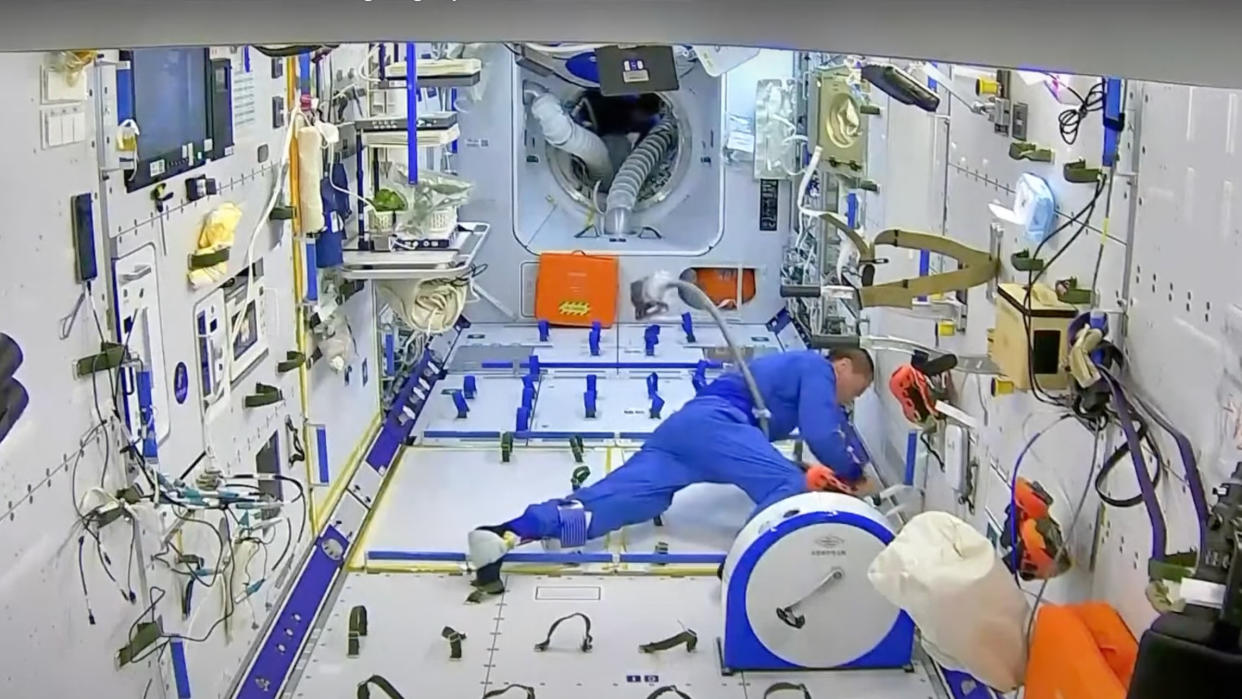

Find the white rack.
xmin=340 ymin=222 xmax=490 ymax=280
xmin=361 ymin=123 xmax=461 ymax=149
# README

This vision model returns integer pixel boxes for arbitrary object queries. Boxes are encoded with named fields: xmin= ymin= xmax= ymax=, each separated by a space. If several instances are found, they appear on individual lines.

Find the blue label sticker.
xmin=173 ymin=362 xmax=189 ymax=404
xmin=643 ymin=675 xmax=659 ymax=683
xmin=626 ymin=675 xmax=641 ymax=683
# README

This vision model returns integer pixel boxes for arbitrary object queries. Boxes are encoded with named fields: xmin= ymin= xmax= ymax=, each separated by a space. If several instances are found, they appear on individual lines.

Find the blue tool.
xmin=646 ymin=372 xmax=659 ymax=398
xmin=522 ymin=385 xmax=535 ymax=410
xmin=538 ymin=319 xmax=550 ymax=342
xmin=528 ymin=354 xmax=541 ymax=377
xmin=586 ymin=374 xmax=598 ymax=394
xmin=584 ymin=390 xmax=597 ymax=419
xmin=649 ymin=393 xmax=665 ymax=419
xmin=463 ymin=375 xmax=477 ymax=399
xmin=681 ymin=312 xmax=696 ymax=343
xmin=522 ymin=374 xmax=537 ymax=394
xmin=516 ymin=406 xmax=530 ymax=432
xmin=453 ymin=390 xmax=469 ymax=418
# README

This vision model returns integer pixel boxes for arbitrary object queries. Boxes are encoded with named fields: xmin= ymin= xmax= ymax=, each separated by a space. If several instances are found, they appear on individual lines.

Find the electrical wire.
xmin=1058 ymin=80 xmax=1106 ymax=146
xmin=921 ymin=433 xmax=945 ymax=470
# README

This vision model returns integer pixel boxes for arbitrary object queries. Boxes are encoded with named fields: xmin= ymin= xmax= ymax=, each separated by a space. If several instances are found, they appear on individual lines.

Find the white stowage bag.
xmin=867 ymin=511 xmax=1030 ymax=691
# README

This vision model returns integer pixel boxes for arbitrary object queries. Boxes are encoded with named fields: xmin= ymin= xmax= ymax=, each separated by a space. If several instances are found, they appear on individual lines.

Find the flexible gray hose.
xmin=666 ymin=280 xmax=771 ymax=436
xmin=603 ymin=121 xmax=677 ymax=236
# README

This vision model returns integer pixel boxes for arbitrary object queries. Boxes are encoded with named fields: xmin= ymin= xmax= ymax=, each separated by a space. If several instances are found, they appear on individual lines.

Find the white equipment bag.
xmin=867 ymin=511 xmax=1029 ymax=691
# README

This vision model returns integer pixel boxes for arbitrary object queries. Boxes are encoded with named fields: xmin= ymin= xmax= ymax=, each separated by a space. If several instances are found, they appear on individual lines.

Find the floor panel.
xmin=293 ymin=574 xmax=940 ymax=699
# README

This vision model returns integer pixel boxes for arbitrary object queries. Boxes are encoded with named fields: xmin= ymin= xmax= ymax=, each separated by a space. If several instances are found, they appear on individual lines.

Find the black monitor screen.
xmin=131 ymin=48 xmax=208 ymax=158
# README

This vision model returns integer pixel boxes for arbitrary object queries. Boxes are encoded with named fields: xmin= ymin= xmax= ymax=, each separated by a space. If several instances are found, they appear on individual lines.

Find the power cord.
xmin=1058 ymin=80 xmax=1106 ymax=146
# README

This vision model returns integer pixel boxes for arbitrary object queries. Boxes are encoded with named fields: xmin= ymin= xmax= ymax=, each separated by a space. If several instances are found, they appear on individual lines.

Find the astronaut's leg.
xmin=468 ymin=449 xmax=693 ymax=590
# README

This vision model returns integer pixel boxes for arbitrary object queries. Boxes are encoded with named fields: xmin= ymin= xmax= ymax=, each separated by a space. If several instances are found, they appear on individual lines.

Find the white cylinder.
xmin=529 ymin=93 xmax=613 ymax=184
xmin=722 ymin=492 xmax=904 ymax=669
xmin=297 ymin=125 xmax=324 ymax=235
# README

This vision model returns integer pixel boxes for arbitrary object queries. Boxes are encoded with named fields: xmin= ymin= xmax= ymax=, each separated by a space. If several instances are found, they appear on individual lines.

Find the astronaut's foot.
xmin=467 ymin=527 xmax=517 ymax=601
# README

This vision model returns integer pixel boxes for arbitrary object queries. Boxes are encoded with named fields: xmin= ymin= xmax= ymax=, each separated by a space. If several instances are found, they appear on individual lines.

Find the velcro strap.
xmin=764 ymin=682 xmax=811 ymax=698
xmin=482 ymin=684 xmax=536 ymax=698
xmin=189 ymin=247 xmax=230 ymax=269
xmin=357 ymin=675 xmax=404 ymax=699
xmin=646 ymin=686 xmax=692 ymax=699
xmin=533 ymin=612 xmax=593 ymax=652
xmin=558 ymin=504 xmax=587 ymax=547
xmin=638 ymin=629 xmax=697 ymax=653
xmin=347 ymin=605 xmax=368 ymax=657
xmin=441 ymin=626 xmax=466 ymax=659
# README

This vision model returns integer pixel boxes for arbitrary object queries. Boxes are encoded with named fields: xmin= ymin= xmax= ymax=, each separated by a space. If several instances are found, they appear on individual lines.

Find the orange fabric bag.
xmin=534 ymin=251 xmax=619 ymax=328
xmin=1025 ymin=603 xmax=1137 ymax=699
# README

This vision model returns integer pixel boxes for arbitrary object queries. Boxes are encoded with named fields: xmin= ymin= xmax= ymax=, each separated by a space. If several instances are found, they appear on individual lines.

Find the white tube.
xmin=529 ymin=93 xmax=613 ymax=184
xmin=297 ymin=124 xmax=324 ymax=235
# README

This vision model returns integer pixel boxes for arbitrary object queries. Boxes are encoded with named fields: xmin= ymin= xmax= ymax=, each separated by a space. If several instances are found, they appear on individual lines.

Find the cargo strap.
xmin=347 ymin=605 xmax=368 ymax=657
xmin=764 ymin=682 xmax=812 ymax=698
xmin=570 ymin=466 xmax=591 ymax=491
xmin=638 ymin=628 xmax=697 ymax=654
xmin=533 ymin=612 xmax=593 ymax=652
xmin=482 ymin=685 xmax=536 ymax=698
xmin=441 ymin=625 xmax=466 ymax=659
xmin=277 ymin=351 xmax=307 ymax=374
xmin=189 ymin=247 xmax=230 ymax=269
xmin=357 ymin=675 xmax=404 ymax=699
xmin=244 ymin=383 xmax=283 ymax=408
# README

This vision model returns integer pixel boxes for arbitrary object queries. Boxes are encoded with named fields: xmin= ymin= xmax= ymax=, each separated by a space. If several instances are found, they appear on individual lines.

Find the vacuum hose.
xmin=603 ymin=120 xmax=678 ymax=236
xmin=665 ymin=280 xmax=771 ymax=436
xmin=528 ymin=90 xmax=614 ymax=186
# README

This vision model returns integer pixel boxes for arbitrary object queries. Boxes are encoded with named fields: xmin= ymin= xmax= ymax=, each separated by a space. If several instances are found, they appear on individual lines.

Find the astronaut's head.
xmin=828 ymin=347 xmax=874 ymax=405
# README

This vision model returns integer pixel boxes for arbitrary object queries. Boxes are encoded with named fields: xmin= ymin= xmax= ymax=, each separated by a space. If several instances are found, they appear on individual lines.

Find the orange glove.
xmin=805 ymin=465 xmax=859 ymax=495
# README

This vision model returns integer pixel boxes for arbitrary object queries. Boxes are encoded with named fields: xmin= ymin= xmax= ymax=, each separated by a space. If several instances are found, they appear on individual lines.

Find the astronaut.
xmin=467 ymin=348 xmax=877 ymax=591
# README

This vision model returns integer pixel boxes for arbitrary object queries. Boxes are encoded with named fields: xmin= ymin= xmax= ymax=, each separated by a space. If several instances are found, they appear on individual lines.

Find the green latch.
xmin=1009 ymin=141 xmax=1054 ymax=162
xmin=570 ymin=466 xmax=590 ymax=491
xmin=277 ymin=351 xmax=307 ymax=374
xmin=189 ymin=247 xmax=230 ymax=269
xmin=348 ymin=605 xmax=368 ymax=657
xmin=117 ymin=621 xmax=162 ymax=666
xmin=569 ymin=435 xmax=585 ymax=463
xmin=1063 ymin=158 xmax=1103 ymax=184
xmin=75 ymin=342 xmax=126 ymax=377
xmin=244 ymin=383 xmax=283 ymax=408
xmin=269 ymin=205 xmax=296 ymax=221
xmin=1055 ymin=277 xmax=1093 ymax=304
xmin=500 ymin=432 xmax=514 ymax=463
xmin=1010 ymin=250 xmax=1045 ymax=272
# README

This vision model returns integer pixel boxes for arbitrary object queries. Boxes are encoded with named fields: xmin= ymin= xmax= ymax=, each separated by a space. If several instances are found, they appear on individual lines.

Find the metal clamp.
xmin=533 ymin=612 xmax=593 ymax=652
xmin=500 ymin=432 xmax=514 ymax=463
xmin=356 ymin=675 xmax=405 ymax=699
xmin=347 ymin=605 xmax=368 ymax=657
xmin=638 ymin=628 xmax=698 ymax=654
xmin=441 ymin=626 xmax=466 ymax=659
xmin=482 ymin=685 xmax=536 ymax=698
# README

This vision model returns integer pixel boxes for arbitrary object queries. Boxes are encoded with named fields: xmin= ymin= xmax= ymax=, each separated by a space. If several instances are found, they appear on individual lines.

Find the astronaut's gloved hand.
xmin=805 ymin=464 xmax=861 ymax=495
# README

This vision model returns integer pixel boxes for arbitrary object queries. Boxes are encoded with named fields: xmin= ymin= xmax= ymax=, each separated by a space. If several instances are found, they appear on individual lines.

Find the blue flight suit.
xmin=504 ymin=350 xmax=871 ymax=542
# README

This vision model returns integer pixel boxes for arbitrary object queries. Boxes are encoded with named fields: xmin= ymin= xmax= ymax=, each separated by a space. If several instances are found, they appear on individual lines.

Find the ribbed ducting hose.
xmin=603 ymin=120 xmax=678 ymax=236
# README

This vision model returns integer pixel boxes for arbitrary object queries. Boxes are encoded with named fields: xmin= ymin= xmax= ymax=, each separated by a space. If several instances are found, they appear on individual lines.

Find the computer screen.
xmin=131 ymin=47 xmax=209 ymax=158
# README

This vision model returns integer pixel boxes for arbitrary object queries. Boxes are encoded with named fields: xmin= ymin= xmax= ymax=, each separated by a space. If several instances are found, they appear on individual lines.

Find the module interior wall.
xmin=456 ymin=48 xmax=794 ymax=328
xmin=0 ymin=52 xmax=162 ymax=699
xmin=93 ymin=48 xmax=317 ymax=699
xmin=1098 ymin=78 xmax=1242 ymax=633
xmin=868 ymin=65 xmax=1138 ymax=612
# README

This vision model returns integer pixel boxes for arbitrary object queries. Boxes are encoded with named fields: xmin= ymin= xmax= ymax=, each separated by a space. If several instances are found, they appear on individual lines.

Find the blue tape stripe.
xmin=405 ymin=41 xmax=418 ymax=184
xmin=170 ymin=639 xmax=192 ymax=698
xmin=136 ymin=370 xmax=158 ymax=459
xmin=315 ymin=427 xmax=330 ymax=484
xmin=297 ymin=52 xmax=311 ymax=95
xmin=480 ymin=360 xmax=721 ymax=371
xmin=304 ymin=242 xmax=318 ymax=301
xmin=927 ymin=61 xmax=939 ymax=90
xmin=522 ymin=430 xmax=616 ymax=440
xmin=917 ymin=249 xmax=930 ymax=303
xmin=1102 ymin=77 xmax=1123 ymax=167
xmin=422 ymin=430 xmax=503 ymax=439
xmin=237 ymin=527 xmax=349 ymax=699
xmin=116 ymin=66 xmax=133 ymax=123
xmin=366 ymin=550 xmax=726 ymax=565
xmin=366 ymin=350 xmax=436 ymax=471
xmin=904 ymin=430 xmax=918 ymax=486
xmin=384 ymin=334 xmax=395 ymax=376
xmin=618 ymin=431 xmax=656 ymax=440
xmin=242 ymin=47 xmax=251 ymax=73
